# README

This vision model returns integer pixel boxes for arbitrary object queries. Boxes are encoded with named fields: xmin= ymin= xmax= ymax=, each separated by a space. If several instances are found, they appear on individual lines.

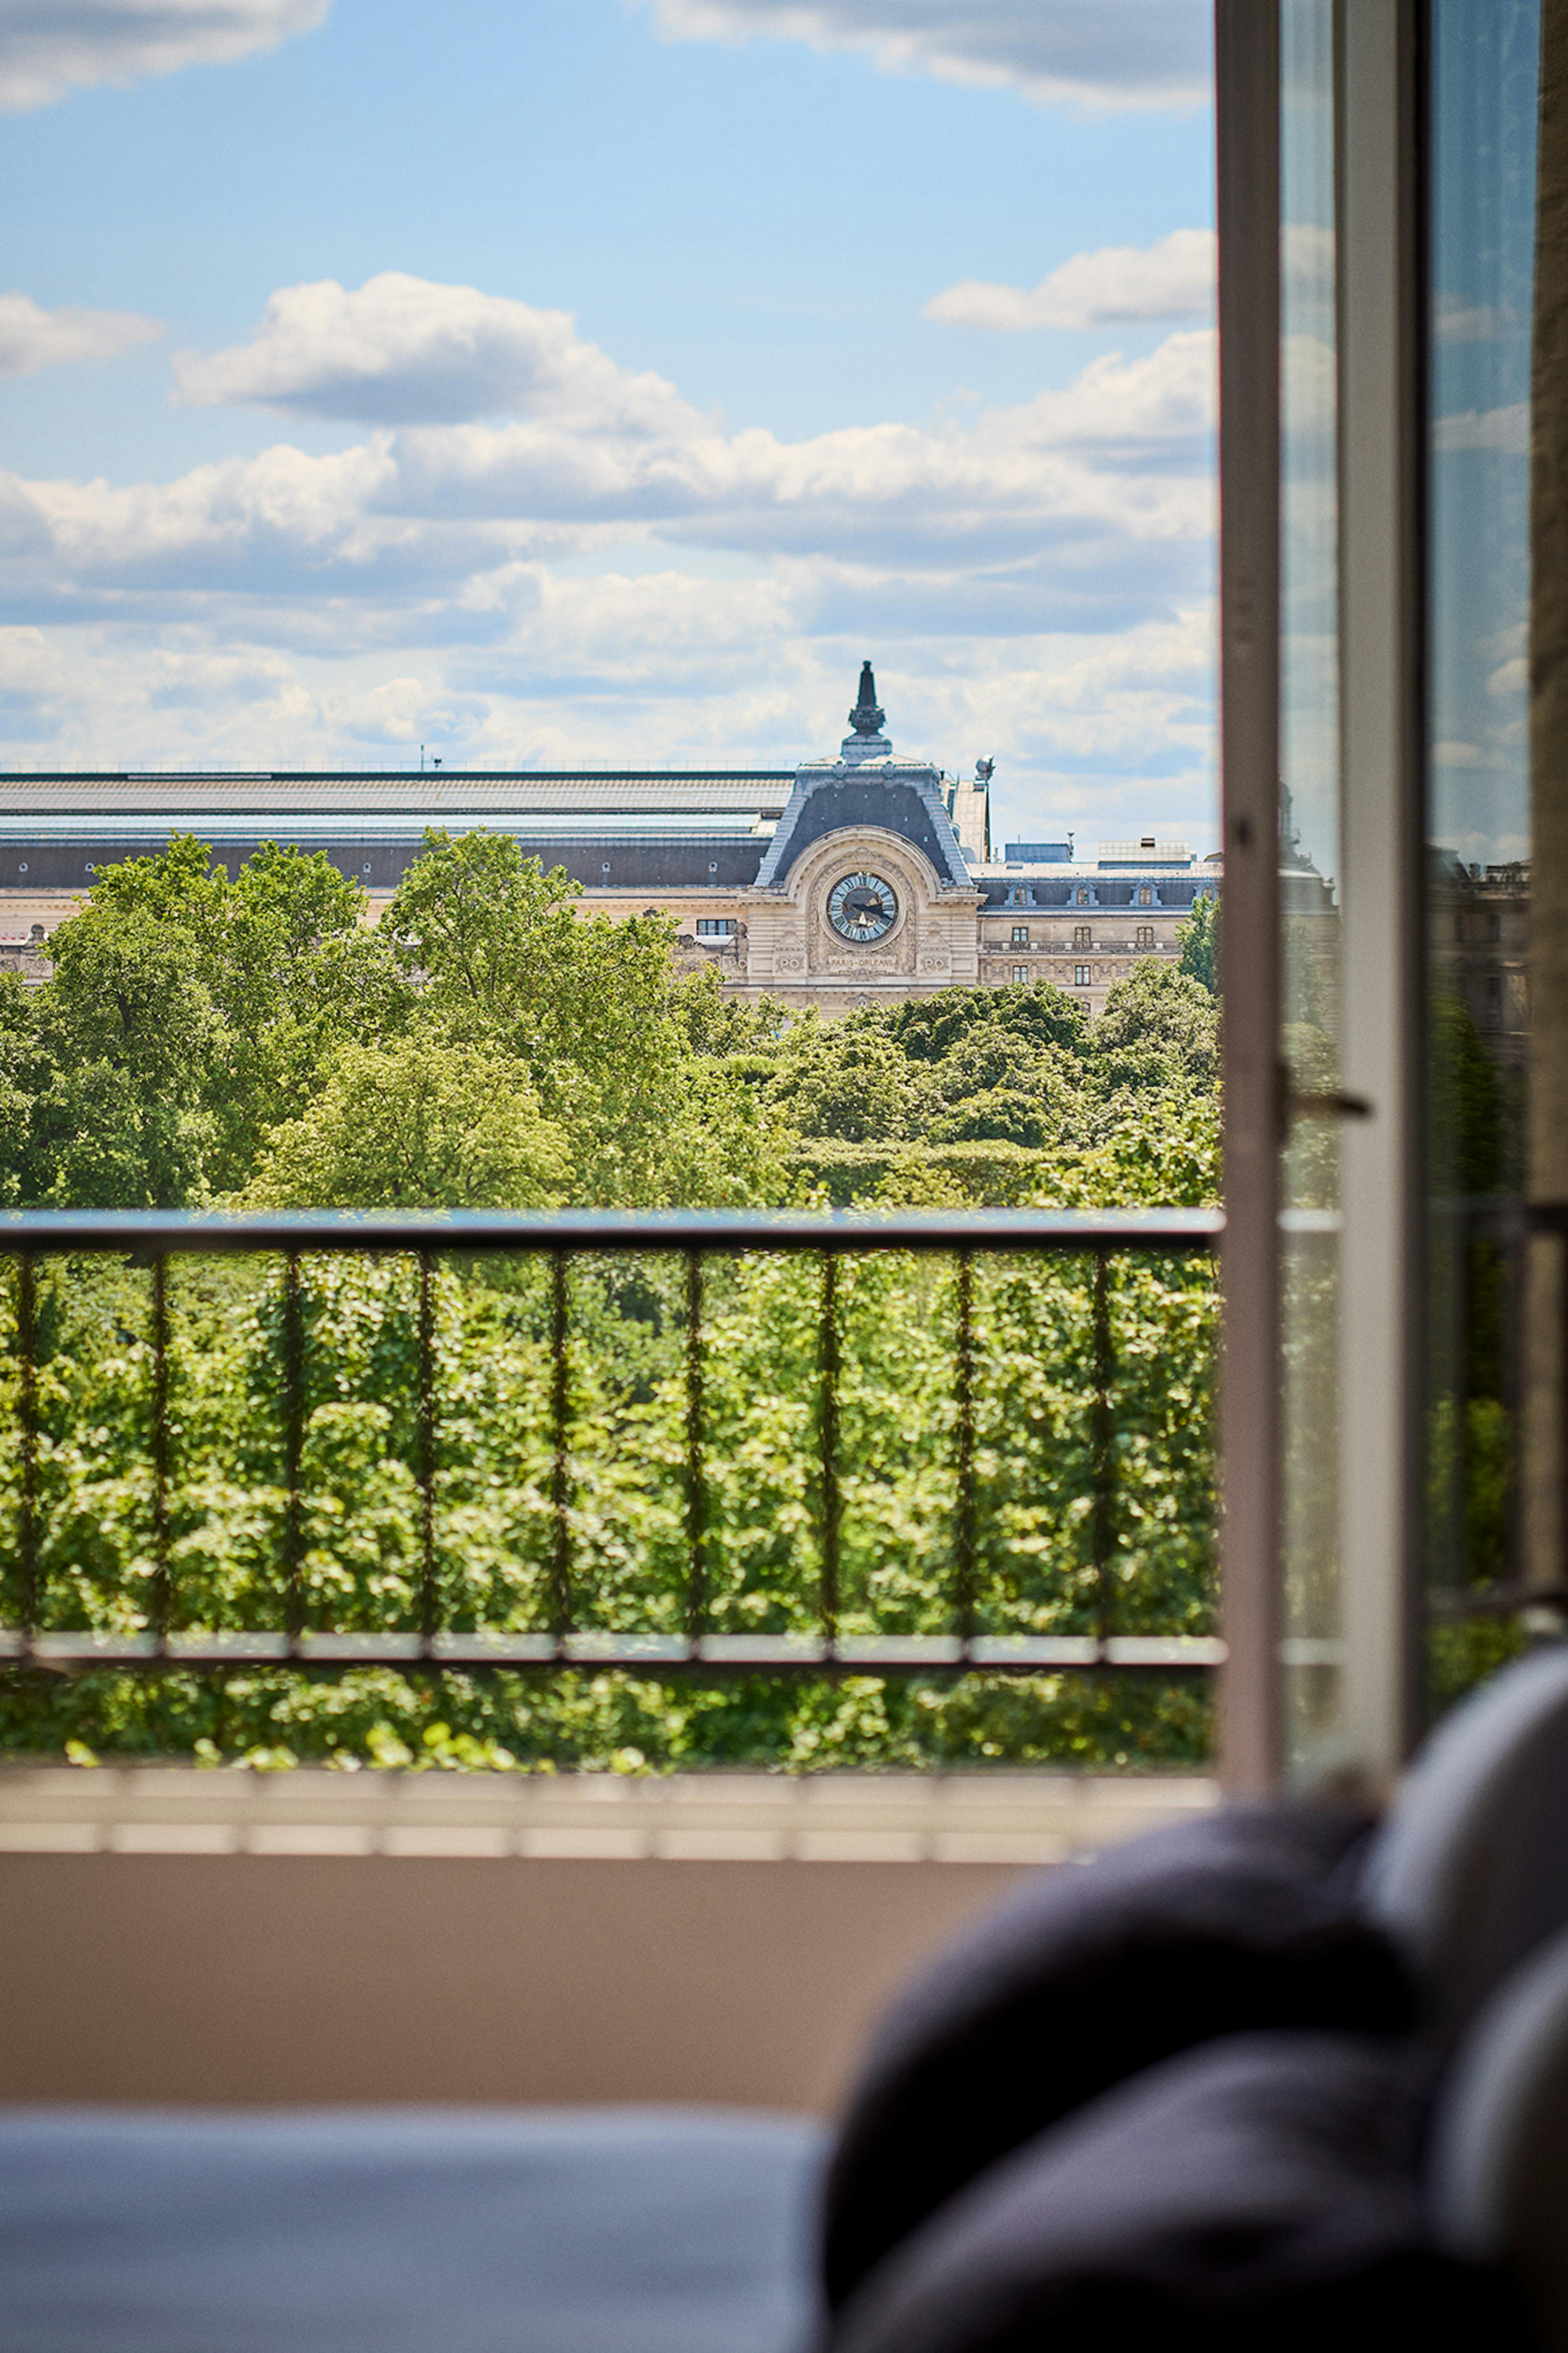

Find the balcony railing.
xmin=0 ymin=1208 xmax=1223 ymax=1685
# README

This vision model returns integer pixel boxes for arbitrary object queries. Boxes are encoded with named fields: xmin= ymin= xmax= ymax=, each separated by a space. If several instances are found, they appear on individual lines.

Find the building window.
xmin=1136 ymin=925 xmax=1155 ymax=949
xmin=1074 ymin=925 xmax=1092 ymax=948
xmin=696 ymin=919 xmax=733 ymax=938
xmin=1074 ymin=963 xmax=1091 ymax=987
xmin=1137 ymin=886 xmax=1153 ymax=907
xmin=1011 ymin=925 xmax=1029 ymax=945
xmin=1074 ymin=887 xmax=1090 ymax=907
xmin=1011 ymin=964 xmax=1029 ymax=985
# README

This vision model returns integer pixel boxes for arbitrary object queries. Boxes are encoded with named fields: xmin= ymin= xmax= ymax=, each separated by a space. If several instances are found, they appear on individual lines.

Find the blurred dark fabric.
xmin=820 ymin=1803 xmax=1413 ymax=2308
xmin=826 ymin=2033 xmax=1531 ymax=2353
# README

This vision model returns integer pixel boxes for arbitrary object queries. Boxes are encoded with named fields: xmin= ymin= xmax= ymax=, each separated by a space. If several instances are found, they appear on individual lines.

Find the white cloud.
xmin=18 ymin=298 xmax=1206 ymax=612
xmin=0 ymin=289 xmax=160 ymax=375
xmin=378 ymin=330 xmax=1214 ymax=567
xmin=642 ymin=0 xmax=1211 ymax=112
xmin=927 ymin=229 xmax=1214 ymax=331
xmin=0 ymin=0 xmax=328 ymax=111
xmin=174 ymin=273 xmax=700 ymax=431
xmin=0 ymin=324 xmax=1214 ymax=680
xmin=1432 ymin=740 xmax=1507 ymax=771
xmin=0 ymin=606 xmax=1216 ymax=839
xmin=0 ymin=275 xmax=1216 ymax=835
xmin=1433 ymin=403 xmax=1529 ymax=455
xmin=1433 ymin=294 xmax=1516 ymax=345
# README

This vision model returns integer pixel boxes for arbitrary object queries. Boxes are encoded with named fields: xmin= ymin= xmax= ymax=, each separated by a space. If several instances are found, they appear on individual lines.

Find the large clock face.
xmin=827 ymin=871 xmax=898 ymax=943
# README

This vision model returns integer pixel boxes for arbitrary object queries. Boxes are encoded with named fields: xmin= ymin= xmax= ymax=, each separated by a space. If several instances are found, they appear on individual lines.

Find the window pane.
xmin=1278 ymin=0 xmax=1344 ymax=1777
xmin=1425 ymin=0 xmax=1539 ymax=1704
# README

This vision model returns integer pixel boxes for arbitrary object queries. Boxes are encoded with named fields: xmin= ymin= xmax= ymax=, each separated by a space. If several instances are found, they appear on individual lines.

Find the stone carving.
xmin=848 ymin=660 xmax=885 ymax=739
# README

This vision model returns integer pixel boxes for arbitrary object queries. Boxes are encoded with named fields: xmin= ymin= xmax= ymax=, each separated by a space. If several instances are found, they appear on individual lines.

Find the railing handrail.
xmin=0 ymin=1205 xmax=1224 ymax=1256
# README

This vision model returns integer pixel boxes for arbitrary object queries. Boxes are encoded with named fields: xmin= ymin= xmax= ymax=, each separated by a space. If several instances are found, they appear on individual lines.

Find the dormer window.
xmin=1137 ymin=886 xmax=1154 ymax=907
xmin=1075 ymin=886 xmax=1090 ymax=907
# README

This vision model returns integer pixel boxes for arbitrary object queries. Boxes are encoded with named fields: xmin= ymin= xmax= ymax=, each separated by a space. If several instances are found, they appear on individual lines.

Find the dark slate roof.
xmin=0 ymin=771 xmax=795 ymax=894
xmin=755 ymin=761 xmax=973 ymax=893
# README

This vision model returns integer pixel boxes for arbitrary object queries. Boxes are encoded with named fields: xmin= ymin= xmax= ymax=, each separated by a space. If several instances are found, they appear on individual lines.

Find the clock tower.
xmin=741 ymin=664 xmax=983 ymax=1009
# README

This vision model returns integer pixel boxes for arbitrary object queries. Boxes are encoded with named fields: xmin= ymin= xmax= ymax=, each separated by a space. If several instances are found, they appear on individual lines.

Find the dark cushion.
xmin=821 ymin=1803 xmax=1414 ymax=2308
xmin=827 ymin=2034 xmax=1530 ymax=2353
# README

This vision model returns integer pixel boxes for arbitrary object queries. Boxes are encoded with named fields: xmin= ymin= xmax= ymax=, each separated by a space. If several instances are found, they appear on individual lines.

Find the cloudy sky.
xmin=0 ymin=0 xmax=1216 ymax=849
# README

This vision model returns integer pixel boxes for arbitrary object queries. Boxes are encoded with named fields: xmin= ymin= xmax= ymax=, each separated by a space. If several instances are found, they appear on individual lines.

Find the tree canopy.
xmin=1 ymin=832 xmax=1222 ymax=1212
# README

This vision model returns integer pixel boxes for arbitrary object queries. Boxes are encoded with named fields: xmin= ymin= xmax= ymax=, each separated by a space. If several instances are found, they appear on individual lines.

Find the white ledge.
xmin=0 ymin=1766 xmax=1217 ymax=1864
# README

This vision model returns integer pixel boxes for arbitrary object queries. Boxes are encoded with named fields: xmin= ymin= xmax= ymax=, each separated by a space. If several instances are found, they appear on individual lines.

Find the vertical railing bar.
xmin=684 ymin=1248 xmax=706 ymax=1653
xmin=417 ymin=1249 xmax=438 ymax=1657
xmin=150 ymin=1254 xmax=170 ymax=1654
xmin=954 ymin=1250 xmax=977 ymax=1652
xmin=818 ymin=1251 xmax=841 ymax=1653
xmin=1091 ymin=1248 xmax=1116 ymax=1652
xmin=1503 ymin=1217 xmax=1528 ymax=1594
xmin=16 ymin=1252 xmax=38 ymax=1651
xmin=282 ymin=1252 xmax=305 ymax=1651
xmin=549 ymin=1247 xmax=572 ymax=1649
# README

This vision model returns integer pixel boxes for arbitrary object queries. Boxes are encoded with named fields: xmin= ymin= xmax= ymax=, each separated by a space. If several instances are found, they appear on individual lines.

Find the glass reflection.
xmin=1278 ymin=0 xmax=1344 ymax=1777
xmin=1425 ymin=0 xmax=1538 ymax=1708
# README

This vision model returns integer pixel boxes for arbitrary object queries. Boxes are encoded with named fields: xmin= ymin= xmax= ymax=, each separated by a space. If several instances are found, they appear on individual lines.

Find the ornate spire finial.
xmin=849 ymin=660 xmax=885 ymax=739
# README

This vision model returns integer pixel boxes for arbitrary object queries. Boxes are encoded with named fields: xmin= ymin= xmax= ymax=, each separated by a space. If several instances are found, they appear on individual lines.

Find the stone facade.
xmin=0 ymin=670 xmax=1220 ymax=1019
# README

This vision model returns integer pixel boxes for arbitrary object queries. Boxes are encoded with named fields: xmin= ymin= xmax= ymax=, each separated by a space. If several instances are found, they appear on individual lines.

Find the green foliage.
xmin=1089 ymin=961 xmax=1218 ymax=1093
xmin=243 ymin=1038 xmax=571 ymax=1209
xmin=761 ymin=1019 xmax=927 ymax=1142
xmin=385 ymin=832 xmax=682 ymax=1198
xmin=0 ymin=1242 xmax=1216 ymax=1770
xmin=1429 ymin=986 xmax=1508 ymax=1198
xmin=884 ymin=979 xmax=1089 ymax=1063
xmin=1178 ymin=891 xmax=1221 ymax=997
xmin=0 ymin=836 xmax=1225 ymax=1770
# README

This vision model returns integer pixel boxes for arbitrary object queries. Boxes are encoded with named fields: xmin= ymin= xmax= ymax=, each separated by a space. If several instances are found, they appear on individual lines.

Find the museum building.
xmin=0 ymin=666 xmax=1220 ymax=1019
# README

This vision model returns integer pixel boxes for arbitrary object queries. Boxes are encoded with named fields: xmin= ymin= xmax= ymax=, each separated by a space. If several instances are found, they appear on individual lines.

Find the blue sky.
xmin=0 ymin=0 xmax=1217 ymax=851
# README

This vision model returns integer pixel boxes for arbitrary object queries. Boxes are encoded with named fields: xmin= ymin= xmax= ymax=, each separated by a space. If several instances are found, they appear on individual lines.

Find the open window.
xmin=1219 ymin=0 xmax=1551 ymax=1791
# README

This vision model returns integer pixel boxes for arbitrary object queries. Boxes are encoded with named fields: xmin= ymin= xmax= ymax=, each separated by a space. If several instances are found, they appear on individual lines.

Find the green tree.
xmin=19 ymin=836 xmax=409 ymax=1202
xmin=1429 ymin=986 xmax=1506 ymax=1199
xmin=1090 ymin=962 xmax=1219 ymax=1093
xmin=1178 ymin=891 xmax=1221 ymax=997
xmin=762 ymin=1018 xmax=926 ymax=1142
xmin=31 ymin=907 xmax=221 ymax=1205
xmin=0 ymin=973 xmax=48 ymax=1206
xmin=244 ymin=1038 xmax=571 ymax=1209
xmin=383 ymin=831 xmax=703 ymax=1202
xmin=886 ymin=978 xmax=1087 ymax=1063
xmin=921 ymin=1026 xmax=1077 ymax=1149
xmin=203 ymin=842 xmax=410 ymax=1185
